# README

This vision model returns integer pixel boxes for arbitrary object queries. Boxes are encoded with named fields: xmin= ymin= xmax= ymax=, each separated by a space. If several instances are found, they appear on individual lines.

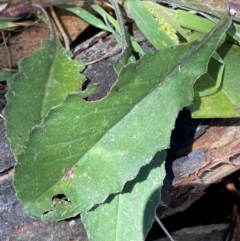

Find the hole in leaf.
xmin=43 ymin=210 xmax=53 ymax=215
xmin=52 ymin=194 xmax=71 ymax=207
xmin=82 ymin=78 xmax=91 ymax=91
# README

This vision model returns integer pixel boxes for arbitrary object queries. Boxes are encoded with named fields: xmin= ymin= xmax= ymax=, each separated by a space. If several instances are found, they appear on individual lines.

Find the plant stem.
xmin=155 ymin=214 xmax=175 ymax=241
xmin=49 ymin=6 xmax=70 ymax=50
xmin=109 ymin=0 xmax=128 ymax=52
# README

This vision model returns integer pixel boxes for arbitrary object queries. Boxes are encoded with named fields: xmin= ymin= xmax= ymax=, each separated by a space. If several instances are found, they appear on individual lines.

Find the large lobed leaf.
xmin=12 ymin=11 xmax=232 ymax=222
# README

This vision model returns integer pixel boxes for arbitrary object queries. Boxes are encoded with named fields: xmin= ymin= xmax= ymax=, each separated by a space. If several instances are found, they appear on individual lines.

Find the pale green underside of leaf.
xmin=4 ymin=39 xmax=85 ymax=157
xmin=81 ymin=151 xmax=165 ymax=241
xmin=13 ymin=13 xmax=231 ymax=221
xmin=191 ymin=42 xmax=240 ymax=118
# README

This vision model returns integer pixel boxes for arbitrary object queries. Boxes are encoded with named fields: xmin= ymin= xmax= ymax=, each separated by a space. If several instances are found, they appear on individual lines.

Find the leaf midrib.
xmin=39 ymin=39 xmax=58 ymax=121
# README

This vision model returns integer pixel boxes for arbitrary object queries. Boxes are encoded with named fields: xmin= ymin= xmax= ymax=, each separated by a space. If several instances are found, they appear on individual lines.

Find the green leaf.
xmin=59 ymin=3 xmax=144 ymax=56
xmin=87 ymin=1 xmax=145 ymax=56
xmin=0 ymin=70 xmax=16 ymax=82
xmin=191 ymin=41 xmax=240 ymax=118
xmin=4 ymin=38 xmax=86 ymax=158
xmin=13 ymin=12 xmax=231 ymax=221
xmin=81 ymin=151 xmax=166 ymax=241
xmin=154 ymin=5 xmax=215 ymax=34
xmin=156 ymin=0 xmax=240 ymax=43
xmin=142 ymin=1 xmax=188 ymax=41
xmin=114 ymin=47 xmax=136 ymax=74
xmin=124 ymin=0 xmax=175 ymax=49
xmin=152 ymin=3 xmax=240 ymax=43
xmin=156 ymin=0 xmax=228 ymax=18
xmin=0 ymin=21 xmax=20 ymax=30
xmin=58 ymin=4 xmax=111 ymax=32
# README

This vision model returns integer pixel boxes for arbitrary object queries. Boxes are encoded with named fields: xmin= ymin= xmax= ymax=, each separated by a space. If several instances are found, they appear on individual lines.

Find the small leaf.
xmin=142 ymin=1 xmax=188 ymax=41
xmin=59 ymin=3 xmax=144 ymax=56
xmin=0 ymin=21 xmax=21 ymax=30
xmin=58 ymin=4 xmax=111 ymax=32
xmin=157 ymin=0 xmax=228 ymax=18
xmin=81 ymin=151 xmax=166 ymax=241
xmin=4 ymin=38 xmax=85 ymax=157
xmin=124 ymin=0 xmax=175 ymax=49
xmin=155 ymin=5 xmax=215 ymax=34
xmin=13 ymin=12 xmax=231 ymax=221
xmin=114 ymin=47 xmax=136 ymax=74
xmin=191 ymin=42 xmax=240 ymax=118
